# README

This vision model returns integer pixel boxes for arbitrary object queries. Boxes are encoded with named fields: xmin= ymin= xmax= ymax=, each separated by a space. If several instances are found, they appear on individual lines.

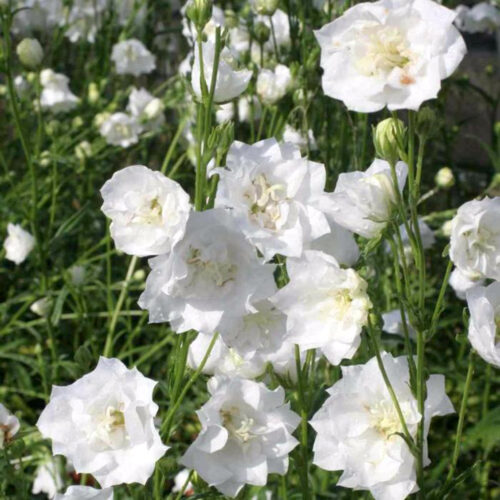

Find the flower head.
xmin=450 ymin=197 xmax=500 ymax=281
xmin=271 ymin=250 xmax=371 ymax=364
xmin=314 ymin=0 xmax=466 ymax=112
xmin=3 ymin=223 xmax=35 ymax=265
xmin=40 ymin=69 xmax=79 ymax=113
xmin=181 ymin=376 xmax=299 ymax=497
xmin=310 ymin=353 xmax=454 ymax=500
xmin=100 ymin=165 xmax=191 ymax=257
xmin=37 ymin=357 xmax=168 ymax=488
xmin=99 ymin=113 xmax=142 ymax=148
xmin=466 ymin=282 xmax=500 ymax=368
xmin=256 ymin=64 xmax=291 ymax=104
xmin=138 ymin=209 xmax=276 ymax=334
xmin=111 ymin=39 xmax=156 ymax=76
xmin=214 ymin=138 xmax=331 ymax=260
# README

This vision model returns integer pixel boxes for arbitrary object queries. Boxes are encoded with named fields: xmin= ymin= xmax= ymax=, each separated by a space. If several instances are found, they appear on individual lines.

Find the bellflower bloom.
xmin=138 ymin=209 xmax=276 ymax=334
xmin=455 ymin=3 xmax=500 ymax=34
xmin=40 ymin=69 xmax=79 ymax=113
xmin=181 ymin=376 xmax=300 ymax=497
xmin=3 ymin=223 xmax=35 ymax=265
xmin=310 ymin=353 xmax=454 ymax=500
xmin=54 ymin=486 xmax=113 ymax=500
xmin=256 ymin=64 xmax=291 ymax=104
xmin=271 ymin=250 xmax=372 ymax=365
xmin=37 ymin=357 xmax=168 ymax=488
xmin=382 ymin=309 xmax=416 ymax=339
xmin=63 ymin=0 xmax=108 ymax=43
xmin=111 ymin=39 xmax=156 ymax=76
xmin=191 ymin=41 xmax=252 ymax=104
xmin=314 ymin=0 xmax=466 ymax=112
xmin=326 ymin=159 xmax=408 ymax=239
xmin=466 ymin=282 xmax=500 ymax=368
xmin=214 ymin=138 xmax=331 ymax=260
xmin=32 ymin=459 xmax=64 ymax=498
xmin=450 ymin=197 xmax=500 ymax=281
xmin=127 ymin=87 xmax=165 ymax=131
xmin=257 ymin=9 xmax=291 ymax=51
xmin=100 ymin=165 xmax=190 ymax=257
xmin=449 ymin=268 xmax=484 ymax=300
xmin=99 ymin=113 xmax=142 ymax=148
xmin=0 ymin=403 xmax=20 ymax=448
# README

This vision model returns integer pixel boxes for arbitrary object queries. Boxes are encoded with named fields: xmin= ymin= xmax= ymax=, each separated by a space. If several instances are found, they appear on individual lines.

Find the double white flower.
xmin=214 ymin=138 xmax=331 ymax=260
xmin=181 ymin=376 xmax=300 ymax=497
xmin=111 ymin=39 xmax=156 ymax=76
xmin=466 ymin=282 xmax=500 ymax=368
xmin=327 ymin=159 xmax=408 ymax=239
xmin=37 ymin=357 xmax=168 ymax=488
xmin=450 ymin=197 xmax=500 ymax=281
xmin=138 ymin=209 xmax=276 ymax=334
xmin=314 ymin=0 xmax=466 ymax=112
xmin=271 ymin=250 xmax=371 ymax=365
xmin=3 ymin=223 xmax=35 ymax=265
xmin=311 ymin=353 xmax=454 ymax=500
xmin=40 ymin=69 xmax=79 ymax=113
xmin=100 ymin=165 xmax=191 ymax=257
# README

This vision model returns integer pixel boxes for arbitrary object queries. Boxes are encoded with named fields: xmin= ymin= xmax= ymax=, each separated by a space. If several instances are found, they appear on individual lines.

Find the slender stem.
xmin=103 ymin=256 xmax=138 ymax=357
xmin=445 ymin=351 xmax=475 ymax=484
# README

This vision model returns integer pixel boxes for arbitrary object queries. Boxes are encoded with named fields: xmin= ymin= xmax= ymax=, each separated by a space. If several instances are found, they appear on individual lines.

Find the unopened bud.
xmin=435 ymin=167 xmax=455 ymax=189
xmin=16 ymin=38 xmax=43 ymax=69
xmin=72 ymin=116 xmax=84 ymax=129
xmin=373 ymin=117 xmax=406 ymax=166
xmin=75 ymin=141 xmax=92 ymax=161
xmin=40 ymin=150 xmax=51 ymax=167
xmin=441 ymin=220 xmax=453 ymax=238
xmin=144 ymin=97 xmax=164 ymax=120
xmin=30 ymin=297 xmax=52 ymax=317
xmin=494 ymin=121 xmax=500 ymax=138
xmin=93 ymin=112 xmax=110 ymax=128
xmin=186 ymin=0 xmax=213 ymax=31
xmin=253 ymin=21 xmax=270 ymax=44
xmin=251 ymin=0 xmax=279 ymax=16
xmin=88 ymin=82 xmax=100 ymax=104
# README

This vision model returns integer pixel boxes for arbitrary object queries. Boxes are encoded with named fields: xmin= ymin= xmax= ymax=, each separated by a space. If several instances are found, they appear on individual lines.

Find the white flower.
xmin=37 ymin=357 xmax=168 ymax=488
xmin=314 ymin=0 xmax=466 ymax=112
xmin=382 ymin=309 xmax=416 ymax=339
xmin=172 ymin=469 xmax=194 ymax=495
xmin=257 ymin=9 xmax=291 ymax=51
xmin=30 ymin=297 xmax=52 ymax=317
xmin=310 ymin=353 xmax=454 ymax=500
xmin=127 ymin=87 xmax=165 ymax=131
xmin=466 ymin=282 xmax=500 ymax=368
xmin=271 ymin=250 xmax=372 ymax=365
xmin=0 ymin=403 xmax=20 ymax=448
xmin=191 ymin=41 xmax=252 ymax=104
xmin=54 ymin=486 xmax=113 ymax=500
xmin=326 ymin=159 xmax=408 ymax=239
xmin=450 ymin=197 xmax=500 ymax=281
xmin=100 ymin=165 xmax=190 ymax=257
xmin=111 ymin=39 xmax=156 ymax=76
xmin=40 ymin=69 xmax=79 ymax=113
xmin=217 ymin=96 xmax=262 ymax=123
xmin=14 ymin=75 xmax=30 ymax=97
xmin=282 ymin=125 xmax=317 ymax=152
xmin=138 ymin=209 xmax=276 ymax=334
xmin=308 ymin=220 xmax=360 ymax=268
xmin=256 ymin=64 xmax=291 ymax=104
xmin=214 ymin=138 xmax=331 ymax=260
xmin=99 ymin=113 xmax=142 ymax=148
xmin=32 ymin=459 xmax=63 ymax=498
xmin=181 ymin=3 xmax=226 ymax=45
xmin=455 ymin=3 xmax=500 ymax=34
xmin=180 ymin=376 xmax=300 ymax=497
xmin=3 ymin=223 xmax=35 ymax=265
xmin=62 ymin=0 xmax=108 ymax=43
xmin=12 ymin=0 xmax=62 ymax=34
xmin=449 ymin=268 xmax=484 ymax=300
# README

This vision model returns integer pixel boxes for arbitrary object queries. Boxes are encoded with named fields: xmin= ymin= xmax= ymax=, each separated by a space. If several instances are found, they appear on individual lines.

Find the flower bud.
xmin=93 ymin=112 xmax=110 ymax=128
xmin=30 ymin=297 xmax=52 ymax=317
xmin=494 ymin=121 xmax=500 ymax=139
xmin=373 ymin=117 xmax=406 ymax=166
xmin=72 ymin=116 xmax=84 ymax=129
xmin=253 ymin=21 xmax=271 ymax=44
xmin=416 ymin=107 xmax=436 ymax=139
xmin=441 ymin=220 xmax=452 ymax=238
xmin=40 ymin=151 xmax=51 ymax=167
xmin=75 ymin=140 xmax=92 ymax=161
xmin=88 ymin=82 xmax=100 ymax=104
xmin=435 ymin=167 xmax=455 ymax=189
xmin=186 ymin=0 xmax=213 ymax=31
xmin=144 ymin=97 xmax=164 ymax=120
xmin=251 ymin=0 xmax=279 ymax=16
xmin=16 ymin=38 xmax=43 ymax=69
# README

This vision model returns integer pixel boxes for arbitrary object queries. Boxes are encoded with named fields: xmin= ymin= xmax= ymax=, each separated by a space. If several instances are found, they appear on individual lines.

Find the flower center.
xmin=245 ymin=174 xmax=286 ymax=231
xmin=186 ymin=247 xmax=237 ymax=288
xmin=220 ymin=406 xmax=256 ymax=443
xmin=90 ymin=405 xmax=128 ymax=450
xmin=116 ymin=123 xmax=133 ymax=138
xmin=367 ymin=401 xmax=403 ymax=440
xmin=131 ymin=196 xmax=163 ymax=225
xmin=357 ymin=26 xmax=411 ymax=77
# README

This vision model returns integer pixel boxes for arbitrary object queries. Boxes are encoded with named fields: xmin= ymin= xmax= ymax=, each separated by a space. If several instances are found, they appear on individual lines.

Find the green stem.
xmin=445 ymin=351 xmax=475 ymax=484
